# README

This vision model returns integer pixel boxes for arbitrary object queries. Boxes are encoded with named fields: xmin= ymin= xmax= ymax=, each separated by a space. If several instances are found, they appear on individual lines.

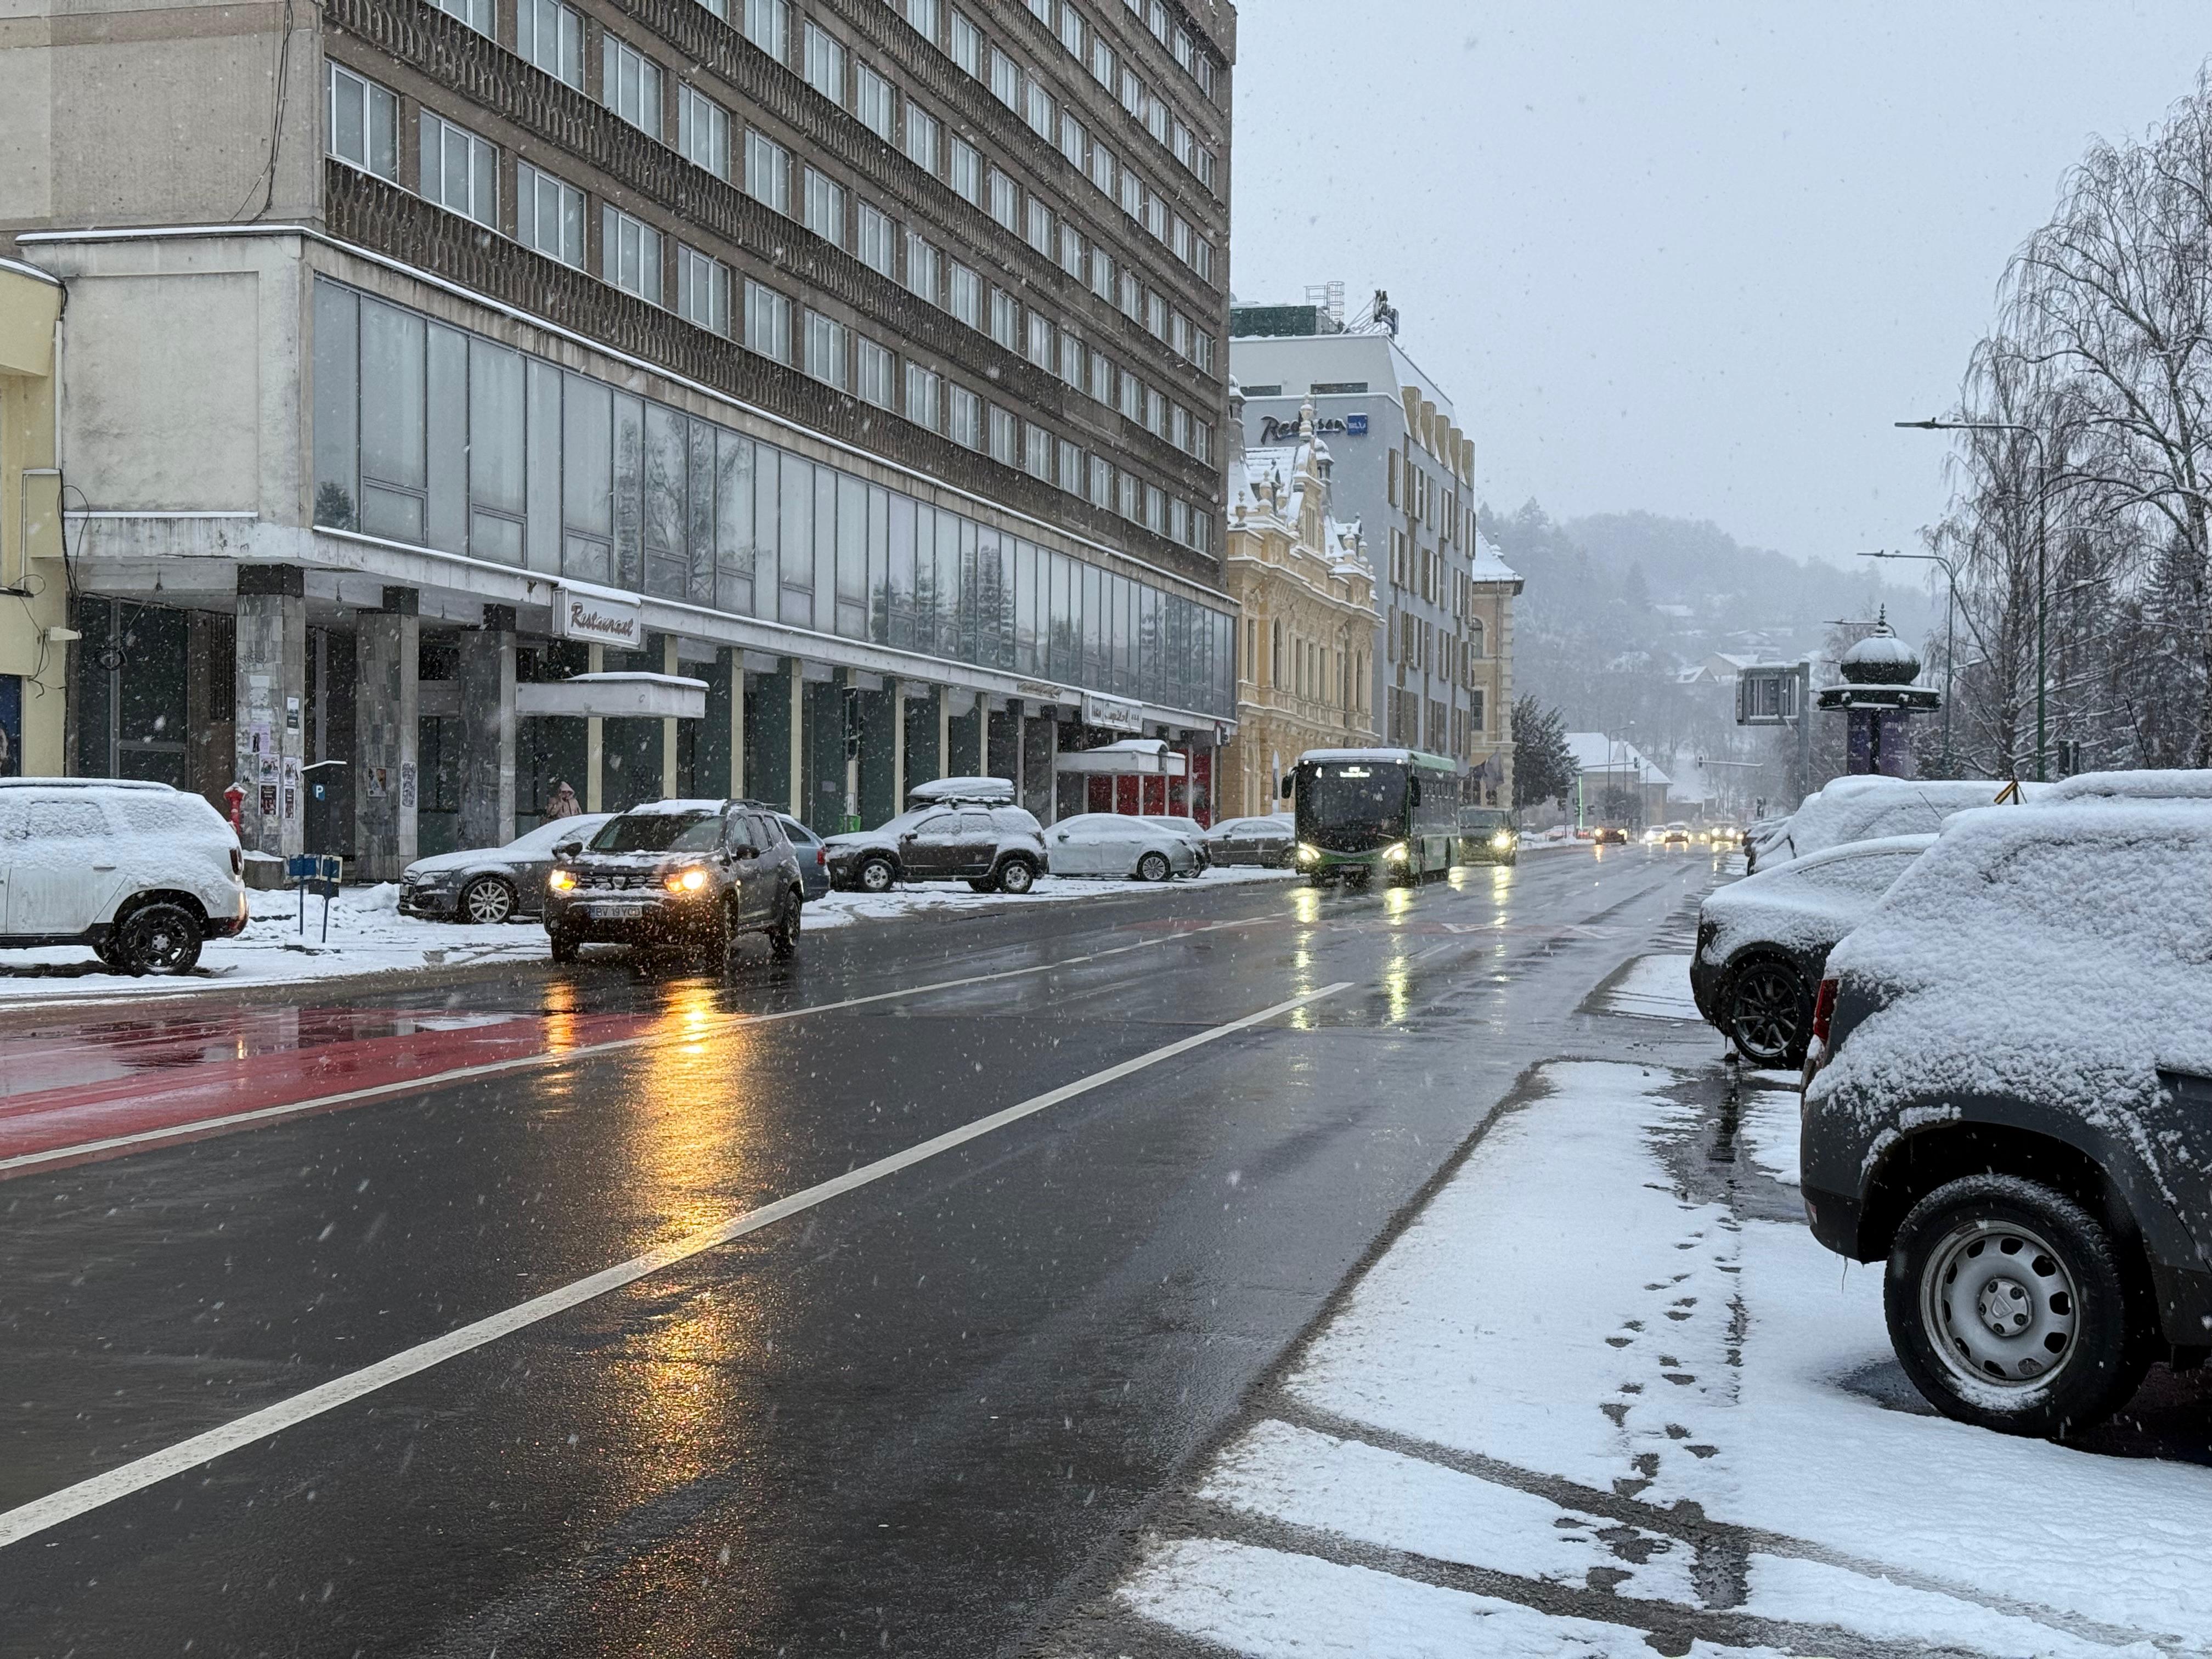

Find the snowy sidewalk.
xmin=1075 ymin=1060 xmax=2212 ymax=1658
xmin=0 ymin=866 xmax=1302 ymax=1009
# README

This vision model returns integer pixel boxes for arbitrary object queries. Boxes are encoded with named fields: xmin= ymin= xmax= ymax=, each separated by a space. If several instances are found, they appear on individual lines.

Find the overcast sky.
xmin=1229 ymin=2 xmax=2210 ymax=573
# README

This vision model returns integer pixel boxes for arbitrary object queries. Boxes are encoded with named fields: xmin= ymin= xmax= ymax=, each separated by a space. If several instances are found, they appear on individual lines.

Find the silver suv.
xmin=0 ymin=780 xmax=247 ymax=974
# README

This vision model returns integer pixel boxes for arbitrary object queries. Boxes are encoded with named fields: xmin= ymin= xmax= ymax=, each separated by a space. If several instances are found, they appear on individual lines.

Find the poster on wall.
xmin=281 ymin=757 xmax=301 ymax=820
xmin=399 ymin=762 xmax=417 ymax=812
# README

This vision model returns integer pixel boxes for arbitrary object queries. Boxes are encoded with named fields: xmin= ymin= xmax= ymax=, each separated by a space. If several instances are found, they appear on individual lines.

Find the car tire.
xmin=549 ymin=923 xmax=582 ymax=964
xmin=768 ymin=888 xmax=801 ymax=960
xmin=460 ymin=876 xmax=517 ymax=926
xmin=1886 ymin=1174 xmax=2149 ymax=1437
xmin=1136 ymin=850 xmax=1171 ymax=883
xmin=118 ymin=903 xmax=202 ymax=976
xmin=855 ymin=855 xmax=897 ymax=894
xmin=1723 ymin=954 xmax=1810 ymax=1069
xmin=996 ymin=857 xmax=1037 ymax=895
xmin=967 ymin=878 xmax=996 ymax=893
xmin=697 ymin=896 xmax=737 ymax=972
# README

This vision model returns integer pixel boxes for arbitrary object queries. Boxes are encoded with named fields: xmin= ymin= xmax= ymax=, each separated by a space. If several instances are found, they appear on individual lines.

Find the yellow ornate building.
xmin=1220 ymin=395 xmax=1379 ymax=819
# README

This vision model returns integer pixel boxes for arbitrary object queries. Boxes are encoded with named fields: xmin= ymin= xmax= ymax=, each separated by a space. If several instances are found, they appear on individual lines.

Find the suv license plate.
xmin=593 ymin=899 xmax=648 ymax=915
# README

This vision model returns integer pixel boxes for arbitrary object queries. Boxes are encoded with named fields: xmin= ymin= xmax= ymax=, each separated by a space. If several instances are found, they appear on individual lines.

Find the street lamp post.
xmin=1895 ymin=418 xmax=2050 ymax=781
xmin=1858 ymin=548 xmax=1961 ymax=773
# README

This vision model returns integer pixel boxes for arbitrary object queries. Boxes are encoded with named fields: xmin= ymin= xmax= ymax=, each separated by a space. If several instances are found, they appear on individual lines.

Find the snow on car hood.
xmin=1700 ymin=834 xmax=1933 ymax=963
xmin=1809 ymin=803 xmax=2212 ymax=1129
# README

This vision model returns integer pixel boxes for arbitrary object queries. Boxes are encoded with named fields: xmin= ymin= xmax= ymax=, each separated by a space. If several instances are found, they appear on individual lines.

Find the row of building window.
xmin=1384 ymin=688 xmax=1489 ymax=752
xmin=1245 ymin=616 xmax=1367 ymax=717
xmin=310 ymin=281 xmax=1235 ymax=714
xmin=1387 ymin=607 xmax=1490 ymax=688
xmin=424 ymin=0 xmax=1221 ymax=326
xmin=329 ymin=64 xmax=1214 ymax=554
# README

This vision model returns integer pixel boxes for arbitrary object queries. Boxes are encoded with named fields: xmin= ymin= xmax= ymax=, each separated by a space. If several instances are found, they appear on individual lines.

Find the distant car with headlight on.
xmin=543 ymin=798 xmax=805 ymax=967
xmin=1458 ymin=806 xmax=1518 ymax=866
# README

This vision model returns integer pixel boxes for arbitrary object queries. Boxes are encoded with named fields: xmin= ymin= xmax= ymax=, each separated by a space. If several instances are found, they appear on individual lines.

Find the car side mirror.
xmin=899 ymin=831 xmax=918 ymax=842
xmin=554 ymin=841 xmax=581 ymax=858
xmin=1279 ymin=779 xmax=1293 ymax=800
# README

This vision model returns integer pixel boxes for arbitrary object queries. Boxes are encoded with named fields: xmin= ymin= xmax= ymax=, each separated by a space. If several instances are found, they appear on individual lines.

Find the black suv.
xmin=544 ymin=799 xmax=805 ymax=966
xmin=1802 ymin=799 xmax=2212 ymax=1437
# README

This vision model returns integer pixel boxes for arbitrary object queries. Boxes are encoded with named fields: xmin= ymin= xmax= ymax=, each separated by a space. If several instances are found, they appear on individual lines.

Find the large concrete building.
xmin=1 ymin=0 xmax=1238 ymax=871
xmin=1217 ymin=392 xmax=1375 ymax=819
xmin=1229 ymin=298 xmax=1519 ymax=805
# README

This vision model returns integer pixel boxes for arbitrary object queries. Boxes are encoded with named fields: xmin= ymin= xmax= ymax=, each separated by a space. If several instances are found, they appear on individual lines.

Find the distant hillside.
xmin=1485 ymin=501 xmax=1934 ymax=730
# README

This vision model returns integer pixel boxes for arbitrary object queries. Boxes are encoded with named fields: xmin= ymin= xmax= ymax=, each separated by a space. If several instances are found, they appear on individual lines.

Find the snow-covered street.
xmin=1084 ymin=1054 xmax=2212 ymax=1658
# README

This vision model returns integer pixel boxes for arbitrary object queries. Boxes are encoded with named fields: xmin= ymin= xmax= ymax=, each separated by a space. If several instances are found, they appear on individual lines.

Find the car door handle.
xmin=92 ymin=863 xmax=116 ymax=871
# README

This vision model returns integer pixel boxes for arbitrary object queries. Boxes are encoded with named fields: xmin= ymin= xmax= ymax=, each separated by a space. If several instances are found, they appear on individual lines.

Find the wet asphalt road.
xmin=0 ymin=845 xmax=1718 ymax=1657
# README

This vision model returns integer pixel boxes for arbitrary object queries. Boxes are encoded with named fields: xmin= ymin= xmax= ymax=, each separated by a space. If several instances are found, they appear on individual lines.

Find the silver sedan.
xmin=1045 ymin=813 xmax=1203 ymax=882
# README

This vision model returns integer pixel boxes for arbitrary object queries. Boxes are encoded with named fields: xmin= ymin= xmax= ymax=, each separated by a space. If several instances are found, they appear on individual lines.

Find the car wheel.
xmin=856 ymin=855 xmax=897 ymax=894
xmin=119 ymin=903 xmax=202 ymax=976
xmin=768 ymin=888 xmax=801 ymax=960
xmin=460 ymin=876 xmax=516 ymax=926
xmin=1886 ymin=1175 xmax=2148 ymax=1437
xmin=1136 ymin=850 xmax=1171 ymax=883
xmin=996 ymin=857 xmax=1037 ymax=895
xmin=1723 ymin=955 xmax=1810 ymax=1068
xmin=549 ymin=923 xmax=582 ymax=964
xmin=697 ymin=896 xmax=737 ymax=972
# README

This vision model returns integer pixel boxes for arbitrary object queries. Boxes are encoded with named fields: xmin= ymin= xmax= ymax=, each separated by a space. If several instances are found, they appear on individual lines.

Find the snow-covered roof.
xmin=2044 ymin=768 xmax=2212 ymax=802
xmin=623 ymin=797 xmax=729 ymax=815
xmin=1469 ymin=532 xmax=1520 ymax=586
xmin=1564 ymin=733 xmax=1669 ymax=787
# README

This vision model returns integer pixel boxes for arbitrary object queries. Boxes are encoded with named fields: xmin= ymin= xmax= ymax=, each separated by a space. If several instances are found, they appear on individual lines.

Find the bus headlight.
xmin=1295 ymin=843 xmax=1321 ymax=864
xmin=1383 ymin=842 xmax=1409 ymax=862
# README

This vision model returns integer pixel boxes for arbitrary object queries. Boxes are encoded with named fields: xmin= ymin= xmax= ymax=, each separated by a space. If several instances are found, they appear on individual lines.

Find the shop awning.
xmin=1054 ymin=738 xmax=1187 ymax=777
xmin=515 ymin=672 xmax=707 ymax=720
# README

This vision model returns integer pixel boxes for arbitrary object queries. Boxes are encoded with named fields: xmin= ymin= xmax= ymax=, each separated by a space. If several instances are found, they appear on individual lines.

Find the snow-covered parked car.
xmin=1690 ymin=833 xmax=1934 ymax=1066
xmin=0 ymin=779 xmax=247 ymax=974
xmin=2038 ymin=766 xmax=2212 ymax=803
xmin=1204 ymin=813 xmax=1295 ymax=867
xmin=400 ymin=814 xmax=613 ymax=923
xmin=822 ymin=800 xmax=1047 ymax=893
xmin=1136 ymin=814 xmax=1211 ymax=867
xmin=1046 ymin=813 xmax=1203 ymax=881
xmin=1801 ymin=799 xmax=2212 ymax=1437
xmin=1746 ymin=776 xmax=2028 ymax=872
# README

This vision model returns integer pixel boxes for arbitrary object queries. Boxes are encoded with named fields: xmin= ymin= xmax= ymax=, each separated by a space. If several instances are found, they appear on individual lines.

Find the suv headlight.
xmin=548 ymin=868 xmax=577 ymax=891
xmin=1490 ymin=831 xmax=1513 ymax=849
xmin=664 ymin=866 xmax=710 ymax=894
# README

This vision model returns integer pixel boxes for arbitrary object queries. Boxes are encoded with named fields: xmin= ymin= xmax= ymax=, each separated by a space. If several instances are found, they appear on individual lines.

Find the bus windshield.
xmin=1299 ymin=761 xmax=1409 ymax=848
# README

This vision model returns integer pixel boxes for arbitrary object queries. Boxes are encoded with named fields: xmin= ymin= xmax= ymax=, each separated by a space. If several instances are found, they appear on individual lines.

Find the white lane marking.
xmin=0 ymin=918 xmax=1257 ymax=1176
xmin=0 ymin=980 xmax=1352 ymax=1550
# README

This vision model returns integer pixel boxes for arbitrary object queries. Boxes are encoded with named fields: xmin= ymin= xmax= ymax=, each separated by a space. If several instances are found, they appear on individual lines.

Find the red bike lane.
xmin=0 ymin=1005 xmax=664 ymax=1177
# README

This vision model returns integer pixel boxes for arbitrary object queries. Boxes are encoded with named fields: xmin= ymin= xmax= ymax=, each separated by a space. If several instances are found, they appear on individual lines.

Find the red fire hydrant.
xmin=224 ymin=783 xmax=245 ymax=837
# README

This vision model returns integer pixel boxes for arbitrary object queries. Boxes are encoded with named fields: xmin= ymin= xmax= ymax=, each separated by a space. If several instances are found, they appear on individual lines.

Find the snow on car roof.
xmin=1813 ymin=800 xmax=2212 ymax=1123
xmin=2044 ymin=767 xmax=2212 ymax=802
xmin=620 ymin=797 xmax=729 ymax=815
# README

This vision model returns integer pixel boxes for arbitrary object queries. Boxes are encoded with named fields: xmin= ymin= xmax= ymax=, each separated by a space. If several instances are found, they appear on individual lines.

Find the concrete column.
xmin=936 ymin=691 xmax=950 ymax=782
xmin=727 ymin=648 xmax=746 ymax=798
xmin=234 ymin=565 xmax=308 ymax=859
xmin=787 ymin=658 xmax=804 ymax=816
xmin=660 ymin=635 xmax=680 ymax=798
xmin=353 ymin=584 xmax=420 ymax=879
xmin=891 ymin=679 xmax=907 ymax=808
xmin=456 ymin=603 xmax=517 ymax=853
xmin=585 ymin=643 xmax=604 ymax=811
xmin=842 ymin=668 xmax=860 ymax=830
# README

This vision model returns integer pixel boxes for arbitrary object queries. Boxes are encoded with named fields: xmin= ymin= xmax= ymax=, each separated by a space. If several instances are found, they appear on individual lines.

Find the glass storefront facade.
xmin=312 ymin=279 xmax=1234 ymax=718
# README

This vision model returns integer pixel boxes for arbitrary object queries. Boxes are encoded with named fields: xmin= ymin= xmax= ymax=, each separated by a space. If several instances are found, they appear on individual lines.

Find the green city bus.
xmin=1282 ymin=748 xmax=1465 ymax=886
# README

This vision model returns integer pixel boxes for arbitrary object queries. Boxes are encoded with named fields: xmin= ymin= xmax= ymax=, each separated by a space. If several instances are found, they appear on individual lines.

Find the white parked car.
xmin=1046 ymin=812 xmax=1203 ymax=881
xmin=1136 ymin=814 xmax=1212 ymax=867
xmin=1747 ymin=777 xmax=2035 ymax=872
xmin=0 ymin=780 xmax=247 ymax=974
